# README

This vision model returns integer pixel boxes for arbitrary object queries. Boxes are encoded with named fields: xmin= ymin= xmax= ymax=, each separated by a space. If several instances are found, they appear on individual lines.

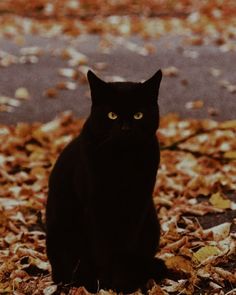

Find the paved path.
xmin=0 ymin=34 xmax=235 ymax=125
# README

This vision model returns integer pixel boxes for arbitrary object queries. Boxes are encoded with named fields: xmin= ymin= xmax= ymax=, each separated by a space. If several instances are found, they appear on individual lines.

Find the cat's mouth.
xmin=95 ymin=132 xmax=148 ymax=151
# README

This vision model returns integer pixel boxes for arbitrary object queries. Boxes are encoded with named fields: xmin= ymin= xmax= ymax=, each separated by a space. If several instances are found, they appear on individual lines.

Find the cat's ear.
xmin=142 ymin=69 xmax=162 ymax=102
xmin=87 ymin=70 xmax=106 ymax=89
xmin=87 ymin=70 xmax=107 ymax=104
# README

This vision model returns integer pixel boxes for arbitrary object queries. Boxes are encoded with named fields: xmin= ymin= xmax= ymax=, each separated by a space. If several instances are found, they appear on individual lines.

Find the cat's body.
xmin=46 ymin=70 xmax=168 ymax=293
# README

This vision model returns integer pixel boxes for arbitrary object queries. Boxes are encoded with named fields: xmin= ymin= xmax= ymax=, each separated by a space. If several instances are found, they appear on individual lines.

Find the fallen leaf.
xmin=213 ymin=267 xmax=236 ymax=284
xmin=162 ymin=279 xmax=187 ymax=293
xmin=203 ymin=222 xmax=231 ymax=241
xmin=0 ymin=96 xmax=21 ymax=107
xmin=43 ymin=285 xmax=57 ymax=295
xmin=15 ymin=87 xmax=30 ymax=100
xmin=209 ymin=192 xmax=231 ymax=209
xmin=44 ymin=88 xmax=58 ymax=98
xmin=94 ymin=62 xmax=108 ymax=71
xmin=209 ymin=68 xmax=222 ymax=77
xmin=20 ymin=46 xmax=43 ymax=56
xmin=193 ymin=246 xmax=221 ymax=264
xmin=207 ymin=107 xmax=219 ymax=116
xmin=61 ymin=47 xmax=88 ymax=67
xmin=224 ymin=151 xmax=236 ymax=159
xmin=186 ymin=36 xmax=204 ymax=46
xmin=106 ymin=75 xmax=126 ymax=82
xmin=183 ymin=50 xmax=199 ymax=59
xmin=165 ymin=256 xmax=193 ymax=274
xmin=220 ymin=120 xmax=236 ymax=129
xmin=163 ymin=66 xmax=179 ymax=77
xmin=58 ymin=68 xmax=78 ymax=79
xmin=185 ymin=100 xmax=204 ymax=110
xmin=56 ymin=81 xmax=77 ymax=90
xmin=209 ymin=281 xmax=222 ymax=290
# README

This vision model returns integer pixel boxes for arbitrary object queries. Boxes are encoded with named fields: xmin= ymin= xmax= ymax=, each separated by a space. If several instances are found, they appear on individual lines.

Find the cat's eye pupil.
xmin=134 ymin=112 xmax=143 ymax=120
xmin=108 ymin=112 xmax=118 ymax=120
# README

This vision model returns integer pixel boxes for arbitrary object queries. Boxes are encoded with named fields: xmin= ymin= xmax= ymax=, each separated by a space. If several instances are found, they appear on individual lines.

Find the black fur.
xmin=46 ymin=69 xmax=168 ymax=293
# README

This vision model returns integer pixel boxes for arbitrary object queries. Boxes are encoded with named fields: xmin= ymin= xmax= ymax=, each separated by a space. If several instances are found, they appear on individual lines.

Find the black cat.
xmin=46 ymin=69 xmax=169 ymax=293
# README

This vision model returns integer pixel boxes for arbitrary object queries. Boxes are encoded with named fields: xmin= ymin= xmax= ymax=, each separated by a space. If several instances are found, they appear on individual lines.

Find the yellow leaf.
xmin=0 ymin=282 xmax=11 ymax=292
xmin=15 ymin=87 xmax=30 ymax=100
xmin=209 ymin=192 xmax=231 ymax=209
xmin=224 ymin=151 xmax=236 ymax=159
xmin=193 ymin=246 xmax=220 ymax=263
xmin=220 ymin=120 xmax=236 ymax=129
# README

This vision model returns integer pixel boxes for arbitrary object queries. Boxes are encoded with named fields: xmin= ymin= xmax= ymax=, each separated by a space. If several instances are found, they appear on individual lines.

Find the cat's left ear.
xmin=142 ymin=69 xmax=162 ymax=101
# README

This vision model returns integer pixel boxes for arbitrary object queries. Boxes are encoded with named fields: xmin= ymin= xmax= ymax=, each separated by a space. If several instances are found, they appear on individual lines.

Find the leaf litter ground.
xmin=0 ymin=111 xmax=235 ymax=295
xmin=0 ymin=1 xmax=236 ymax=293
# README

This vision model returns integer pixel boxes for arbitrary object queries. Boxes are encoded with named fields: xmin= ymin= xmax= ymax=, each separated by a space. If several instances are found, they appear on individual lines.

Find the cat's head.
xmin=87 ymin=70 xmax=162 ymax=149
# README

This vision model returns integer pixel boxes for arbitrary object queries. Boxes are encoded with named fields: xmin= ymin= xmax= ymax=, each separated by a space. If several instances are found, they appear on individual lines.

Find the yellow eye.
xmin=134 ymin=112 xmax=143 ymax=120
xmin=108 ymin=112 xmax=118 ymax=120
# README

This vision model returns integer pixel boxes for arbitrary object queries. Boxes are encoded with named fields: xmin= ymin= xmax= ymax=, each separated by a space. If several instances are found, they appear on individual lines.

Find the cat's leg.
xmin=46 ymin=183 xmax=85 ymax=284
xmin=73 ymin=243 xmax=99 ymax=290
xmin=104 ymin=253 xmax=144 ymax=293
xmin=47 ymin=227 xmax=98 ymax=292
xmin=46 ymin=229 xmax=81 ymax=284
xmin=148 ymin=257 xmax=170 ymax=282
xmin=110 ymin=257 xmax=169 ymax=293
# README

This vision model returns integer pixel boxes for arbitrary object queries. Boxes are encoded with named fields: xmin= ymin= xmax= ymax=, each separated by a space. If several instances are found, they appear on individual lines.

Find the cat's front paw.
xmin=150 ymin=258 xmax=184 ymax=282
xmin=51 ymin=267 xmax=74 ymax=285
xmin=150 ymin=258 xmax=170 ymax=282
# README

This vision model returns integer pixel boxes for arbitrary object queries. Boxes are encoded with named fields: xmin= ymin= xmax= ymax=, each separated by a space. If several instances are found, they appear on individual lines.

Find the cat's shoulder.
xmin=50 ymin=134 xmax=83 ymax=175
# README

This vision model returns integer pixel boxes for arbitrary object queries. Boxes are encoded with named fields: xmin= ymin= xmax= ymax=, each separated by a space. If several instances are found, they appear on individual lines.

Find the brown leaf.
xmin=165 ymin=256 xmax=193 ymax=274
xmin=163 ymin=66 xmax=179 ymax=77
xmin=185 ymin=100 xmax=204 ymax=110
xmin=44 ymin=88 xmax=58 ymax=98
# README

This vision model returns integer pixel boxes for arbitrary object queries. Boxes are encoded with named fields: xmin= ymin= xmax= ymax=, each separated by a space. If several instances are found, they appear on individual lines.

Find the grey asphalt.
xmin=0 ymin=33 xmax=235 ymax=125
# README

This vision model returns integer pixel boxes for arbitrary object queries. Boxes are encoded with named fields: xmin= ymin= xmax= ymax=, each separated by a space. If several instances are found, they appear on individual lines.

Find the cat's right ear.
xmin=87 ymin=70 xmax=107 ymax=89
xmin=87 ymin=70 xmax=107 ymax=104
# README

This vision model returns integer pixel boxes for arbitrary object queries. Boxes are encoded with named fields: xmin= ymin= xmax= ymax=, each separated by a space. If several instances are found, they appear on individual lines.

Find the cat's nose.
xmin=121 ymin=122 xmax=131 ymax=131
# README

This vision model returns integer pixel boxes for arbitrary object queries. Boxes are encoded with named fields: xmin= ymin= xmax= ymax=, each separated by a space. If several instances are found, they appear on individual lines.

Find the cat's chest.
xmin=90 ymin=148 xmax=158 ymax=187
xmin=93 ymin=150 xmax=144 ymax=171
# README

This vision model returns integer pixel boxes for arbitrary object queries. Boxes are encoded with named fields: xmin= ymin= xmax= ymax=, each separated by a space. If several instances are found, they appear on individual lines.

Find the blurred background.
xmin=0 ymin=0 xmax=236 ymax=124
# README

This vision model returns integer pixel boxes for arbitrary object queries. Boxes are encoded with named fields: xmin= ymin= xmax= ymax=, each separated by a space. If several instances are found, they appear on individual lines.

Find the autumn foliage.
xmin=1 ymin=0 xmax=236 ymax=18
xmin=0 ymin=112 xmax=235 ymax=294
xmin=0 ymin=0 xmax=236 ymax=294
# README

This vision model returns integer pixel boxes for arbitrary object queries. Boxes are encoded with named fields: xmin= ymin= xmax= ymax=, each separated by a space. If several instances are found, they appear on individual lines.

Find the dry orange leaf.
xmin=44 ymin=88 xmax=58 ymax=98
xmin=185 ymin=100 xmax=204 ymax=110
xmin=56 ymin=81 xmax=77 ymax=90
xmin=0 ymin=111 xmax=236 ymax=294
xmin=224 ymin=151 xmax=236 ymax=159
xmin=165 ymin=255 xmax=193 ymax=274
xmin=148 ymin=285 xmax=166 ymax=295
xmin=220 ymin=120 xmax=236 ymax=129
xmin=163 ymin=66 xmax=179 ymax=77
xmin=213 ymin=267 xmax=236 ymax=284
